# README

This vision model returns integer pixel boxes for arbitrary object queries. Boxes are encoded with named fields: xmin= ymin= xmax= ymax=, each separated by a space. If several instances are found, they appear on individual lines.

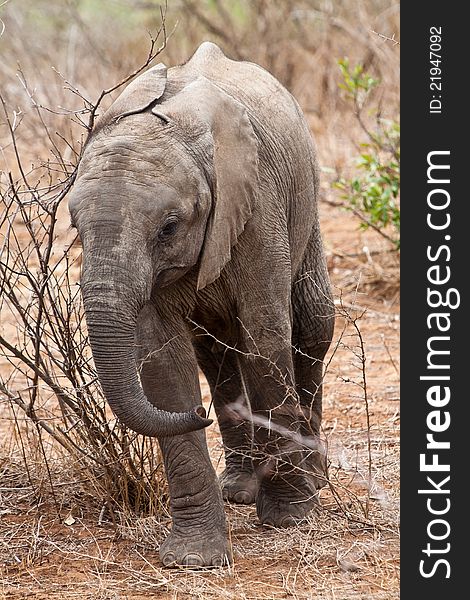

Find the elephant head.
xmin=68 ymin=63 xmax=259 ymax=437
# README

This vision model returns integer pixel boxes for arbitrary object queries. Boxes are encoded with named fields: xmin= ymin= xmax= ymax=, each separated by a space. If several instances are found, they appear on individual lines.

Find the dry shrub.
xmin=0 ymin=142 xmax=169 ymax=520
xmin=0 ymin=13 xmax=171 ymax=520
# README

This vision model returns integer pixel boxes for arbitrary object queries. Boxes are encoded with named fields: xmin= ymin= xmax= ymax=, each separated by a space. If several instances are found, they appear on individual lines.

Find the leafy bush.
xmin=334 ymin=59 xmax=400 ymax=249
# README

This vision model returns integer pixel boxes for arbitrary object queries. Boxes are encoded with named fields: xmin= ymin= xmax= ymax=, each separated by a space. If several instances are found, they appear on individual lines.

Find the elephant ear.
xmin=97 ymin=63 xmax=168 ymax=127
xmin=153 ymin=77 xmax=259 ymax=290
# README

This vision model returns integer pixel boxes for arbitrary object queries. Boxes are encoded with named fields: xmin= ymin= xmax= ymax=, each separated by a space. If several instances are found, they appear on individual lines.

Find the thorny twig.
xmin=370 ymin=30 xmax=400 ymax=46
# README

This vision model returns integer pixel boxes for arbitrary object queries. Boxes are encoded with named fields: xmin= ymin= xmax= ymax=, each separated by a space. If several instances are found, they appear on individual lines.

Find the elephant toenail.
xmin=233 ymin=490 xmax=252 ymax=504
xmin=182 ymin=553 xmax=203 ymax=566
xmin=262 ymin=519 xmax=275 ymax=527
xmin=280 ymin=515 xmax=296 ymax=528
xmin=211 ymin=555 xmax=224 ymax=567
xmin=162 ymin=552 xmax=176 ymax=566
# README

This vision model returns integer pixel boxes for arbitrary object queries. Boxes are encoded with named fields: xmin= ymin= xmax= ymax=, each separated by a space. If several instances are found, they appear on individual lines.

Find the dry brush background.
xmin=0 ymin=1 xmax=399 ymax=599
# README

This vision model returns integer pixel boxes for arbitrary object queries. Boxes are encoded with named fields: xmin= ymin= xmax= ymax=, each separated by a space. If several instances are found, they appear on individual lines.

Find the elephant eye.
xmin=158 ymin=218 xmax=178 ymax=240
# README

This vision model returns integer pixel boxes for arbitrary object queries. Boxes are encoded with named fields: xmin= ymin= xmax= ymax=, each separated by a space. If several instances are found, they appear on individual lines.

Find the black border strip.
xmin=401 ymin=4 xmax=466 ymax=597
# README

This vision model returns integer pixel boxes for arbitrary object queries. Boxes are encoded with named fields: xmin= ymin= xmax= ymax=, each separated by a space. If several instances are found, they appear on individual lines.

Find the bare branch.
xmin=87 ymin=2 xmax=169 ymax=132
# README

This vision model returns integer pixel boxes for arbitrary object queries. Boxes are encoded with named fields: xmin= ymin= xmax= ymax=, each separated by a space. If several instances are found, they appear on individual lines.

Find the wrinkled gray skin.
xmin=68 ymin=42 xmax=334 ymax=568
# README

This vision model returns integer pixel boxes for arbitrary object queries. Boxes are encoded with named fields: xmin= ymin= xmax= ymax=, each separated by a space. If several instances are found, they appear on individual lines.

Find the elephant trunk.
xmin=81 ymin=264 xmax=211 ymax=438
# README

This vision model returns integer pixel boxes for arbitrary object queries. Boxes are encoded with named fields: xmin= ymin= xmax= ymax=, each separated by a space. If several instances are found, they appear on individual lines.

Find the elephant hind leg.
xmin=193 ymin=337 xmax=258 ymax=504
xmin=291 ymin=241 xmax=335 ymax=490
xmin=249 ymin=247 xmax=334 ymax=528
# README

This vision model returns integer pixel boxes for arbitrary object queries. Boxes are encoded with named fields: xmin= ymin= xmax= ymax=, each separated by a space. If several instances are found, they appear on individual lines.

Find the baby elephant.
xmin=68 ymin=41 xmax=334 ymax=567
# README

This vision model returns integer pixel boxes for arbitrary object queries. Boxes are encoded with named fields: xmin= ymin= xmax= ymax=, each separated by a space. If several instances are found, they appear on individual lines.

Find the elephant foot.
xmin=159 ymin=528 xmax=232 ymax=568
xmin=219 ymin=468 xmax=258 ymax=504
xmin=256 ymin=476 xmax=320 ymax=527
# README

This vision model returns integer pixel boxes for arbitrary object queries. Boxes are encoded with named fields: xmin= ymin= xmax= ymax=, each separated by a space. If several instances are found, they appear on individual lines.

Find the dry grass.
xmin=1 ymin=1 xmax=399 ymax=598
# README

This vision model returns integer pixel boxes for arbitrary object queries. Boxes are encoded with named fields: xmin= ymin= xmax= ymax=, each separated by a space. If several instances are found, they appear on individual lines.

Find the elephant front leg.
xmin=239 ymin=345 xmax=322 ymax=527
xmin=136 ymin=304 xmax=230 ymax=567
xmin=158 ymin=433 xmax=230 ymax=567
